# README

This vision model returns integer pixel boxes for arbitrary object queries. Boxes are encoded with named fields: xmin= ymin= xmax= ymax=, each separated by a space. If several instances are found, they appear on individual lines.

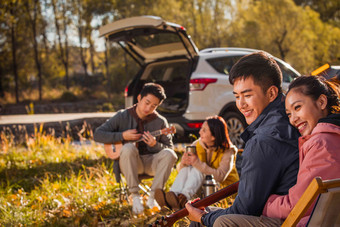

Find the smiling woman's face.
xmin=199 ymin=121 xmax=215 ymax=146
xmin=285 ymin=88 xmax=328 ymax=136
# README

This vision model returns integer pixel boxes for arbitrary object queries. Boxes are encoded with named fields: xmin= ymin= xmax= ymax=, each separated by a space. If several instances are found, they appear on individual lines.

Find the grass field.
xmin=0 ymin=125 xmax=191 ymax=226
xmin=0 ymin=124 xmax=234 ymax=226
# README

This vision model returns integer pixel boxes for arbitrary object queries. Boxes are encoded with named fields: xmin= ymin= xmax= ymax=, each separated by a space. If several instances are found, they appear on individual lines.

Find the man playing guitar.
xmin=94 ymin=83 xmax=177 ymax=214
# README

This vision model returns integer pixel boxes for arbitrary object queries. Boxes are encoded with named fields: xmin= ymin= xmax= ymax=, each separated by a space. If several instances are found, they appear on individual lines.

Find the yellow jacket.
xmin=194 ymin=139 xmax=239 ymax=188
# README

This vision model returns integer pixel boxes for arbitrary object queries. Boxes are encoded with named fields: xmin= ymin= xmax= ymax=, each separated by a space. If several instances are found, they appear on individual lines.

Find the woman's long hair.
xmin=206 ymin=116 xmax=233 ymax=150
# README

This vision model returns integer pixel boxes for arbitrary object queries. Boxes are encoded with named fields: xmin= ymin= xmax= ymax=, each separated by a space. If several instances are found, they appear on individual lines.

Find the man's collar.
xmin=241 ymin=93 xmax=284 ymax=141
xmin=128 ymin=104 xmax=158 ymax=123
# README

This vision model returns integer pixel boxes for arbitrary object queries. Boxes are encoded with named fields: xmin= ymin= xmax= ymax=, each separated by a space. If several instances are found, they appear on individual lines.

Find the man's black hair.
xmin=229 ymin=51 xmax=283 ymax=94
xmin=140 ymin=83 xmax=166 ymax=102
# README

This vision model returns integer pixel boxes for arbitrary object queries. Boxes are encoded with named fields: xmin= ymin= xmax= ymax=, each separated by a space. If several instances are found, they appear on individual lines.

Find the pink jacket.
xmin=262 ymin=121 xmax=340 ymax=226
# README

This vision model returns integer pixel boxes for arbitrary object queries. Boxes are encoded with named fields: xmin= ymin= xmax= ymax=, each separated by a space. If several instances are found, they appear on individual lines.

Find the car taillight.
xmin=186 ymin=122 xmax=203 ymax=129
xmin=190 ymin=78 xmax=217 ymax=91
xmin=124 ymin=86 xmax=128 ymax=97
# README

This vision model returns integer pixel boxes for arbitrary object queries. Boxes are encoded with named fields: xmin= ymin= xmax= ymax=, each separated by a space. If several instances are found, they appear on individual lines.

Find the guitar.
xmin=103 ymin=125 xmax=176 ymax=160
xmin=150 ymin=181 xmax=239 ymax=227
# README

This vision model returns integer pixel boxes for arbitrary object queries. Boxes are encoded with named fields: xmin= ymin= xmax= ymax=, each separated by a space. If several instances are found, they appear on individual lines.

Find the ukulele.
xmin=150 ymin=181 xmax=239 ymax=227
xmin=103 ymin=125 xmax=176 ymax=160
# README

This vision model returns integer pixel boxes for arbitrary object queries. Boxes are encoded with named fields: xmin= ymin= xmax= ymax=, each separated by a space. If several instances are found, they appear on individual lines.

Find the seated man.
xmin=94 ymin=83 xmax=177 ymax=214
xmin=186 ymin=51 xmax=300 ymax=226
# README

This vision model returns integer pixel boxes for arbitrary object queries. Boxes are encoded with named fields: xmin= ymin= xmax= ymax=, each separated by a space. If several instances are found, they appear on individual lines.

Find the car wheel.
xmin=222 ymin=112 xmax=246 ymax=148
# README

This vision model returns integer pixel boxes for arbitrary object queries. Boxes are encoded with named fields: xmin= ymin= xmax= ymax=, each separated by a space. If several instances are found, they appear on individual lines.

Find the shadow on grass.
xmin=0 ymin=156 xmax=116 ymax=192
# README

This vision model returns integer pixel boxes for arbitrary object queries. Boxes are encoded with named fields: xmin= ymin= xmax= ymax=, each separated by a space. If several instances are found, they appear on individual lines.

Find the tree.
xmin=6 ymin=0 xmax=21 ymax=103
xmin=180 ymin=0 xmax=232 ymax=49
xmin=24 ymin=0 xmax=44 ymax=101
xmin=51 ymin=0 xmax=70 ymax=90
xmin=226 ymin=0 xmax=340 ymax=74
xmin=73 ymin=0 xmax=89 ymax=77
xmin=294 ymin=0 xmax=340 ymax=26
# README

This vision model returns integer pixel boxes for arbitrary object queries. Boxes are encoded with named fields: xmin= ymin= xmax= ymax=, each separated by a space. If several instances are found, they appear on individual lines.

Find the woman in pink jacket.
xmin=262 ymin=76 xmax=340 ymax=226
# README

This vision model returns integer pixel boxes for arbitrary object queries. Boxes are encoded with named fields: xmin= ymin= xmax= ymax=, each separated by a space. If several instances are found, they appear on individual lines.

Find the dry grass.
xmin=0 ymin=125 xmax=196 ymax=226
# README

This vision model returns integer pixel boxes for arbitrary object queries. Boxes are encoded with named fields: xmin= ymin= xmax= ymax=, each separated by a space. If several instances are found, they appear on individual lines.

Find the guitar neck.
xmin=135 ymin=129 xmax=162 ymax=142
xmin=163 ymin=181 xmax=239 ymax=226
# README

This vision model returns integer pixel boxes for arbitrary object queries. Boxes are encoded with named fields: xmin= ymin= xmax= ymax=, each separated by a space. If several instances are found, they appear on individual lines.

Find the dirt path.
xmin=0 ymin=112 xmax=115 ymax=125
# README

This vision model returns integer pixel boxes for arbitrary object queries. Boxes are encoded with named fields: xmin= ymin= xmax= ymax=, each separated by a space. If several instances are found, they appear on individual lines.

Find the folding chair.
xmin=282 ymin=177 xmax=340 ymax=227
xmin=113 ymin=159 xmax=153 ymax=202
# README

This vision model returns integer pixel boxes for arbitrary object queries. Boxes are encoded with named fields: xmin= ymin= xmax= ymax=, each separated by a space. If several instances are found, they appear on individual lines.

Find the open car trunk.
xmin=99 ymin=16 xmax=199 ymax=116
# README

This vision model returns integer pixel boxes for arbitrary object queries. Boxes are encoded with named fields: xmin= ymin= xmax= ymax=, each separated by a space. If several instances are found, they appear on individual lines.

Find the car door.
xmin=99 ymin=16 xmax=200 ymax=117
xmin=99 ymin=15 xmax=199 ymax=66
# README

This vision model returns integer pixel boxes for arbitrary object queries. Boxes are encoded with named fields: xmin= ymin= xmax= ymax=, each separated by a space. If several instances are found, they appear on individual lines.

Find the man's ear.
xmin=317 ymin=94 xmax=328 ymax=110
xmin=267 ymin=86 xmax=279 ymax=102
xmin=137 ymin=94 xmax=141 ymax=102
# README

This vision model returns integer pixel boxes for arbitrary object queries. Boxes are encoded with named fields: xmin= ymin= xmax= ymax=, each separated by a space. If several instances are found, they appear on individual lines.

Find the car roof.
xmin=198 ymin=47 xmax=300 ymax=76
xmin=200 ymin=47 xmax=260 ymax=54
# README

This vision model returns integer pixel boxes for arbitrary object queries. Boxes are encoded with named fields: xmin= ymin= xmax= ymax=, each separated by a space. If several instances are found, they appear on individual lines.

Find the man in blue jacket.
xmin=186 ymin=51 xmax=300 ymax=226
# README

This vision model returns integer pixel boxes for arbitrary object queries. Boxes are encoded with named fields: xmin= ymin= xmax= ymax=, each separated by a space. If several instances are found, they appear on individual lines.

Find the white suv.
xmin=99 ymin=16 xmax=300 ymax=148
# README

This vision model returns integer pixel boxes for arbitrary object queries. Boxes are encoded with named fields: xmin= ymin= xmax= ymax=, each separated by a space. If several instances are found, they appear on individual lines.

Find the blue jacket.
xmin=202 ymin=94 xmax=300 ymax=226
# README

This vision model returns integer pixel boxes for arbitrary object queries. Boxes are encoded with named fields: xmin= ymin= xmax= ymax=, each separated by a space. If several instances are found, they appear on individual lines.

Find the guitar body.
xmin=104 ymin=143 xmax=122 ymax=160
xmin=103 ymin=126 xmax=176 ymax=160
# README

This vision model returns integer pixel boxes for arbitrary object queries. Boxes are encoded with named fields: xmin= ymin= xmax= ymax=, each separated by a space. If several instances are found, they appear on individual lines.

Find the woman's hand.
xmin=181 ymin=151 xmax=190 ymax=165
xmin=181 ymin=151 xmax=198 ymax=165
xmin=186 ymin=151 xmax=198 ymax=165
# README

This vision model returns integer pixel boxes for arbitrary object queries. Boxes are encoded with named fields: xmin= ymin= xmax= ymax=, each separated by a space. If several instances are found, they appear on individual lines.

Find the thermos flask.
xmin=203 ymin=175 xmax=217 ymax=197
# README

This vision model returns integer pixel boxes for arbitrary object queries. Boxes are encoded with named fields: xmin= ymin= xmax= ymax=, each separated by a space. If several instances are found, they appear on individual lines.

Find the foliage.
xmin=60 ymin=91 xmax=78 ymax=102
xmin=99 ymin=102 xmax=115 ymax=112
xmin=224 ymin=0 xmax=340 ymax=74
xmin=0 ymin=126 xmax=193 ymax=226
xmin=1 ymin=0 xmax=340 ymax=104
xmin=25 ymin=102 xmax=35 ymax=114
xmin=294 ymin=0 xmax=340 ymax=26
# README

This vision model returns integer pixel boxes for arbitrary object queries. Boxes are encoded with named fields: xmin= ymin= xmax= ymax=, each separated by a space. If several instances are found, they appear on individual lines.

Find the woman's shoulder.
xmin=224 ymin=144 xmax=238 ymax=154
xmin=191 ymin=139 xmax=200 ymax=146
xmin=301 ymin=123 xmax=340 ymax=151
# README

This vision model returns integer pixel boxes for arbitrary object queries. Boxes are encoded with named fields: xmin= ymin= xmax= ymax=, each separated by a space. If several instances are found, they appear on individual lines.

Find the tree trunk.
xmin=275 ymin=29 xmax=288 ymax=61
xmin=63 ymin=2 xmax=69 ymax=89
xmin=76 ymin=1 xmax=89 ymax=78
xmin=104 ymin=38 xmax=111 ymax=99
xmin=89 ymin=36 xmax=95 ymax=74
xmin=0 ymin=66 xmax=4 ymax=98
xmin=25 ymin=0 xmax=43 ymax=101
xmin=52 ymin=0 xmax=69 ymax=90
xmin=10 ymin=8 xmax=19 ymax=104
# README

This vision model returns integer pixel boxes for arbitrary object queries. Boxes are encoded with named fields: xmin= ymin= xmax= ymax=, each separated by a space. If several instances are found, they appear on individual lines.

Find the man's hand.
xmin=185 ymin=200 xmax=207 ymax=223
xmin=142 ymin=131 xmax=157 ymax=147
xmin=122 ymin=129 xmax=142 ymax=141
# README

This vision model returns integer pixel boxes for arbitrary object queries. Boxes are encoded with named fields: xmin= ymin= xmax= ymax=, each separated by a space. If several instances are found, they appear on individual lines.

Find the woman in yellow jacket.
xmin=155 ymin=116 xmax=239 ymax=210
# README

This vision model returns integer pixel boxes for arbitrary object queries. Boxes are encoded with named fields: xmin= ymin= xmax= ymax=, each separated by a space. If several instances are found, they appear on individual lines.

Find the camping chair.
xmin=282 ymin=177 xmax=340 ymax=227
xmin=112 ymin=159 xmax=154 ymax=201
xmin=105 ymin=143 xmax=154 ymax=202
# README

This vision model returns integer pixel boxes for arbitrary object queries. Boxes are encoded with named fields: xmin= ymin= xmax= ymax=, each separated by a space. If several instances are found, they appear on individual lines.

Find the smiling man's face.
xmin=233 ymin=76 xmax=272 ymax=125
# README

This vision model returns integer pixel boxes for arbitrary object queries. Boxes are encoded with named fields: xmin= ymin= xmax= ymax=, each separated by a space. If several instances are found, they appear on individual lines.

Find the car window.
xmin=277 ymin=62 xmax=299 ymax=83
xmin=206 ymin=56 xmax=242 ymax=75
xmin=134 ymin=32 xmax=182 ymax=48
xmin=144 ymin=61 xmax=189 ymax=82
